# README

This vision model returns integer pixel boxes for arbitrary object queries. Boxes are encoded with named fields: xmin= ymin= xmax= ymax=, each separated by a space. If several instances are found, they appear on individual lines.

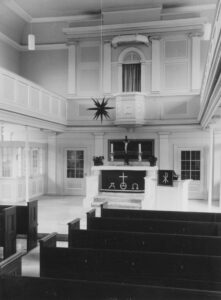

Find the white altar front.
xmin=84 ymin=165 xmax=190 ymax=210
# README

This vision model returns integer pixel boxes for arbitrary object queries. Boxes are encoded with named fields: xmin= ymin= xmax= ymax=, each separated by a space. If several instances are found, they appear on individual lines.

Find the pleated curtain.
xmin=122 ymin=63 xmax=141 ymax=92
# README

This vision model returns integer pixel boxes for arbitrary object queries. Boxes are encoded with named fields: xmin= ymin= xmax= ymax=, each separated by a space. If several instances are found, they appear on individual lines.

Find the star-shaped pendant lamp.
xmin=88 ymin=97 xmax=114 ymax=123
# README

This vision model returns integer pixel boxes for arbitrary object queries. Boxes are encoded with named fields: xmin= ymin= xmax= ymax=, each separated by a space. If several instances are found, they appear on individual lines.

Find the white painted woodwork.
xmin=94 ymin=133 xmax=104 ymax=156
xmin=191 ymin=35 xmax=201 ymax=91
xmin=68 ymin=44 xmax=76 ymax=95
xmin=25 ymin=126 xmax=30 ymax=202
xmin=0 ymin=66 xmax=67 ymax=129
xmin=158 ymin=132 xmax=170 ymax=169
xmin=151 ymin=38 xmax=161 ymax=92
xmin=114 ymin=93 xmax=146 ymax=126
xmin=47 ymin=132 xmax=57 ymax=194
xmin=208 ymin=125 xmax=214 ymax=207
xmin=103 ymin=42 xmax=111 ymax=94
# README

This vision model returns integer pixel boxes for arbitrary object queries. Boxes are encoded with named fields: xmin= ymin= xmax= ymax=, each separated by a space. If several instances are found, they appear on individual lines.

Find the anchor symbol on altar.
xmin=119 ymin=172 xmax=127 ymax=190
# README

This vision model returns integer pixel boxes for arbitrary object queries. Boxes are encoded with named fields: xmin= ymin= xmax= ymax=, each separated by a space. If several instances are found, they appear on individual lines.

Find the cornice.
xmin=63 ymin=17 xmax=207 ymax=39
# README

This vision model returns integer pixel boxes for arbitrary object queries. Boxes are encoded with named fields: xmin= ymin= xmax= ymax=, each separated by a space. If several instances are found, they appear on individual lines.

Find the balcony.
xmin=0 ymin=67 xmax=67 ymax=131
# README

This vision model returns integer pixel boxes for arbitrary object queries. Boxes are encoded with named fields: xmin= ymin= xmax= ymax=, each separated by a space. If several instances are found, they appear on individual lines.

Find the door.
xmin=64 ymin=149 xmax=86 ymax=196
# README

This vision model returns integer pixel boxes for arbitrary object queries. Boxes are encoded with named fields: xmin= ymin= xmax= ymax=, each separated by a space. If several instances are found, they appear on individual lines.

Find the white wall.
xmin=20 ymin=49 xmax=68 ymax=97
xmin=0 ymin=40 xmax=20 ymax=74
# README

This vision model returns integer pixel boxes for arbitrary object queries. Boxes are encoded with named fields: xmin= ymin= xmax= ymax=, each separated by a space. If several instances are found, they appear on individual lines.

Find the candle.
xmin=138 ymin=143 xmax=141 ymax=153
xmin=111 ymin=143 xmax=113 ymax=153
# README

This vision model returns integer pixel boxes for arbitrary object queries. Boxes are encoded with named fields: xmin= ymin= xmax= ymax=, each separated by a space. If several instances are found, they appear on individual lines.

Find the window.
xmin=32 ymin=149 xmax=39 ymax=176
xmin=67 ymin=150 xmax=84 ymax=178
xmin=122 ymin=51 xmax=141 ymax=92
xmin=181 ymin=150 xmax=200 ymax=180
xmin=0 ymin=147 xmax=13 ymax=177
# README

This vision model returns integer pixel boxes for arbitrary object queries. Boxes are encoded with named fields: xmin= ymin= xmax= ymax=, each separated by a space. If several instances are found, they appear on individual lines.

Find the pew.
xmin=0 ymin=206 xmax=16 ymax=258
xmin=0 ymin=199 xmax=38 ymax=251
xmin=40 ymin=233 xmax=221 ymax=293
xmin=87 ymin=209 xmax=221 ymax=236
xmin=1 ymin=275 xmax=221 ymax=300
xmin=68 ymin=218 xmax=221 ymax=256
xmin=0 ymin=252 xmax=24 ymax=276
xmin=100 ymin=202 xmax=221 ymax=222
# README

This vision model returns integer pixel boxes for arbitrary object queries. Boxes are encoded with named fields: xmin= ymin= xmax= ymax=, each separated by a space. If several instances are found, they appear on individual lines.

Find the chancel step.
xmin=93 ymin=193 xmax=142 ymax=209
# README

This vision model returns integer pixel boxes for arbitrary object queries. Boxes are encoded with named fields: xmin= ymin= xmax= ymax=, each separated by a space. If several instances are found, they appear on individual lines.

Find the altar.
xmin=84 ymin=165 xmax=158 ymax=209
xmin=84 ymin=165 xmax=191 ymax=210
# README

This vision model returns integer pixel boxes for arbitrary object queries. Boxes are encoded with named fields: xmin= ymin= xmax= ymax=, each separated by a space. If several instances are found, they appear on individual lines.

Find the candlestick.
xmin=138 ymin=143 xmax=141 ymax=153
xmin=111 ymin=143 xmax=113 ymax=153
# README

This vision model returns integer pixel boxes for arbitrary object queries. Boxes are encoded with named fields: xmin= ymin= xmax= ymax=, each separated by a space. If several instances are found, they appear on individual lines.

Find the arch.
xmin=118 ymin=47 xmax=145 ymax=63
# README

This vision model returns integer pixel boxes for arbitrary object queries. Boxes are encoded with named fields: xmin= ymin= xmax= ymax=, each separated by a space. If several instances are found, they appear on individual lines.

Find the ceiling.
xmin=5 ymin=0 xmax=218 ymax=19
xmin=0 ymin=0 xmax=218 ymax=46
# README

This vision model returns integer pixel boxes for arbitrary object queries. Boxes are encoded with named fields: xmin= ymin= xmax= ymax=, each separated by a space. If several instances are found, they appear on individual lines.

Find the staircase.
xmin=92 ymin=192 xmax=143 ymax=209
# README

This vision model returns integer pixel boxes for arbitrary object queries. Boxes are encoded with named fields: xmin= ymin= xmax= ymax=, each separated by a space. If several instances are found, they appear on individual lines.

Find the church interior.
xmin=0 ymin=0 xmax=221 ymax=298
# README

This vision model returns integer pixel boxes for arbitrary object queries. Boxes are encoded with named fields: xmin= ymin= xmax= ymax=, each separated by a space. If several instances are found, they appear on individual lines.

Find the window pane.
xmin=122 ymin=63 xmax=141 ymax=92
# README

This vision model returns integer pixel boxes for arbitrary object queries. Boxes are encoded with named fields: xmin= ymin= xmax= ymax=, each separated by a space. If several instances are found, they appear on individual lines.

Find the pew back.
xmin=87 ymin=210 xmax=221 ymax=236
xmin=101 ymin=204 xmax=221 ymax=222
xmin=0 ymin=252 xmax=24 ymax=276
xmin=16 ymin=200 xmax=38 ymax=251
xmin=68 ymin=219 xmax=221 ymax=256
xmin=40 ymin=234 xmax=221 ymax=288
xmin=1 ymin=275 xmax=221 ymax=300
xmin=0 ymin=206 xmax=16 ymax=258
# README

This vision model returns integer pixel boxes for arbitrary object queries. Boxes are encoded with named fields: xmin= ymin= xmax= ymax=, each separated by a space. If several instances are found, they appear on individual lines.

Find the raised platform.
xmin=92 ymin=192 xmax=142 ymax=209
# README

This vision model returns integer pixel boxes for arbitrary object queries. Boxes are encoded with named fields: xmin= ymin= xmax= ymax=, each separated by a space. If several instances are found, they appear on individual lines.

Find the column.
xmin=68 ymin=43 xmax=77 ymax=96
xmin=47 ymin=132 xmax=57 ymax=194
xmin=94 ymin=133 xmax=104 ymax=157
xmin=191 ymin=34 xmax=201 ymax=91
xmin=158 ymin=132 xmax=170 ymax=169
xmin=118 ymin=63 xmax=122 ymax=93
xmin=103 ymin=42 xmax=111 ymax=94
xmin=151 ymin=36 xmax=161 ymax=93
xmin=25 ymin=126 xmax=30 ymax=203
xmin=208 ymin=125 xmax=214 ymax=208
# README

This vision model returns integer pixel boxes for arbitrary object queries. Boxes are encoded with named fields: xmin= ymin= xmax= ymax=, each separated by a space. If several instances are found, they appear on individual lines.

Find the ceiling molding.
xmin=21 ymin=43 xmax=67 ymax=51
xmin=162 ymin=4 xmax=216 ymax=16
xmin=0 ymin=32 xmax=24 ymax=51
xmin=31 ymin=13 xmax=100 ymax=24
xmin=63 ymin=17 xmax=207 ymax=39
xmin=4 ymin=0 xmax=32 ymax=22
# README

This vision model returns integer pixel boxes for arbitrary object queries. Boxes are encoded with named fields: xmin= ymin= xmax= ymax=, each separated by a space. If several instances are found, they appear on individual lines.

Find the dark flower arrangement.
xmin=93 ymin=156 xmax=104 ymax=166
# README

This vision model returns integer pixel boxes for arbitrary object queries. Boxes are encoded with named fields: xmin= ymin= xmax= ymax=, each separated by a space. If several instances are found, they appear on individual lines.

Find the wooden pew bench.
xmin=1 ymin=275 xmax=221 ymax=300
xmin=87 ymin=209 xmax=221 ymax=236
xmin=0 ymin=206 xmax=16 ymax=258
xmin=100 ymin=203 xmax=221 ymax=222
xmin=0 ymin=199 xmax=38 ymax=251
xmin=0 ymin=252 xmax=24 ymax=276
xmin=68 ymin=218 xmax=221 ymax=256
xmin=40 ymin=233 xmax=221 ymax=293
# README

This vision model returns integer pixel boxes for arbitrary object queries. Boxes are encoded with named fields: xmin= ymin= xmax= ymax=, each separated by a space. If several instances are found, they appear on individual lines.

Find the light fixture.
xmin=88 ymin=0 xmax=114 ymax=123
xmin=28 ymin=34 xmax=35 ymax=51
xmin=28 ymin=22 xmax=35 ymax=51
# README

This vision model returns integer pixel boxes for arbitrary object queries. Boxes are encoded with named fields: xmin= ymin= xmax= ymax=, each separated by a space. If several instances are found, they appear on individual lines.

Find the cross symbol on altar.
xmin=119 ymin=172 xmax=128 ymax=183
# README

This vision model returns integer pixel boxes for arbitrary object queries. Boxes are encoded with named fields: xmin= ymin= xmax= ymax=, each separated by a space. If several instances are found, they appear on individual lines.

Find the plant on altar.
xmin=93 ymin=156 xmax=104 ymax=166
xmin=88 ymin=98 xmax=114 ymax=123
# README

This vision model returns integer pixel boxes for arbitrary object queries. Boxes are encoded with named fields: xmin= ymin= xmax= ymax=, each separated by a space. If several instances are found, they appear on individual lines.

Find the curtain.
xmin=122 ymin=63 xmax=141 ymax=92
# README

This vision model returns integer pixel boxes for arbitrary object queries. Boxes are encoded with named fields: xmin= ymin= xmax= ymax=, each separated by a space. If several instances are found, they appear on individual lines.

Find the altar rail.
xmin=0 ymin=67 xmax=67 ymax=127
